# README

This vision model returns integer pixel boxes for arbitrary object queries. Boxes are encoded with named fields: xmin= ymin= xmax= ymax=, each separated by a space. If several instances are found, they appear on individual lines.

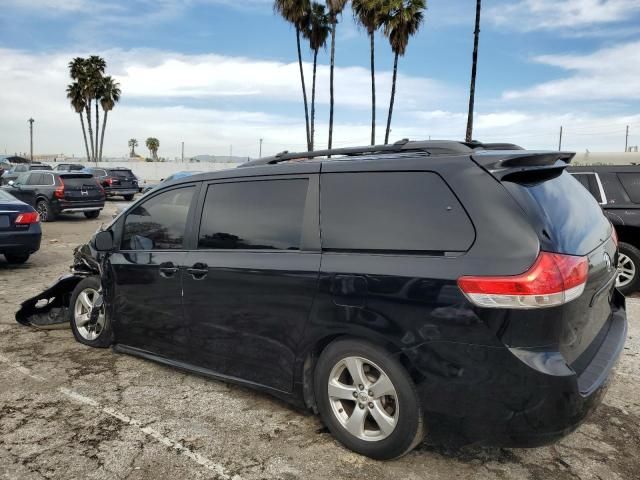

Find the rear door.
xmin=182 ymin=173 xmax=320 ymax=393
xmin=109 ymin=184 xmax=199 ymax=360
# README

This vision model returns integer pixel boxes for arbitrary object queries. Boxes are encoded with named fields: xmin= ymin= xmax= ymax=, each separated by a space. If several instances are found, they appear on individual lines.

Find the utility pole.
xmin=625 ymin=125 xmax=629 ymax=152
xmin=28 ymin=118 xmax=34 ymax=161
xmin=181 ymin=141 xmax=184 ymax=162
xmin=558 ymin=126 xmax=563 ymax=151
xmin=259 ymin=138 xmax=263 ymax=158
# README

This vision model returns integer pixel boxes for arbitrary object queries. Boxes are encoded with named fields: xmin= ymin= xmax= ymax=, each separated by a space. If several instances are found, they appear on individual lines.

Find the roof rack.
xmin=240 ymin=139 xmax=485 ymax=168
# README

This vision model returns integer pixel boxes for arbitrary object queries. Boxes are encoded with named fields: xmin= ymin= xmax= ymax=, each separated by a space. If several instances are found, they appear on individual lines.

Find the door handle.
xmin=159 ymin=262 xmax=179 ymax=278
xmin=187 ymin=263 xmax=208 ymax=280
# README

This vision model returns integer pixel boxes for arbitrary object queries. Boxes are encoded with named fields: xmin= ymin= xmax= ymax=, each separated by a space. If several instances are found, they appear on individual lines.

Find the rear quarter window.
xmin=320 ymin=172 xmax=475 ymax=253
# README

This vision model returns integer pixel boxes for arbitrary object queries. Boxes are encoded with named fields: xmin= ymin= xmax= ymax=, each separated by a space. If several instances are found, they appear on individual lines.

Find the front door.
xmin=183 ymin=175 xmax=320 ymax=393
xmin=109 ymin=184 xmax=199 ymax=361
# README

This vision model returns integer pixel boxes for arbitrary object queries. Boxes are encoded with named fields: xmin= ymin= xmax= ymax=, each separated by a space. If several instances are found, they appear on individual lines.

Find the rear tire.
xmin=4 ymin=253 xmax=29 ymax=264
xmin=123 ymin=194 xmax=134 ymax=201
xmin=314 ymin=339 xmax=424 ymax=460
xmin=69 ymin=276 xmax=112 ymax=348
xmin=84 ymin=210 xmax=100 ymax=219
xmin=36 ymin=200 xmax=56 ymax=222
xmin=617 ymin=242 xmax=640 ymax=296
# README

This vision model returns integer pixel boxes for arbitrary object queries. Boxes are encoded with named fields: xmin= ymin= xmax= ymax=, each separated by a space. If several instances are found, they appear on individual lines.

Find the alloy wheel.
xmin=327 ymin=356 xmax=399 ymax=442
xmin=36 ymin=202 xmax=48 ymax=222
xmin=616 ymin=252 xmax=636 ymax=289
xmin=74 ymin=288 xmax=105 ymax=341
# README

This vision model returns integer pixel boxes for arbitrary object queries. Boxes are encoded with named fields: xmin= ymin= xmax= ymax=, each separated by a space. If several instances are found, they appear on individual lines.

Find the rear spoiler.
xmin=472 ymin=150 xmax=575 ymax=181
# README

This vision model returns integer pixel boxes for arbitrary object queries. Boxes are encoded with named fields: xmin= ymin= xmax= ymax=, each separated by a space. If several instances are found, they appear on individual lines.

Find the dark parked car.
xmin=569 ymin=166 xmax=640 ymax=295
xmin=1 ymin=163 xmax=52 ymax=185
xmin=1 ymin=170 xmax=105 ymax=222
xmin=0 ymin=189 xmax=41 ymax=264
xmin=85 ymin=167 xmax=138 ymax=200
xmin=54 ymin=163 xmax=86 ymax=172
xmin=17 ymin=141 xmax=626 ymax=460
xmin=141 ymin=171 xmax=204 ymax=194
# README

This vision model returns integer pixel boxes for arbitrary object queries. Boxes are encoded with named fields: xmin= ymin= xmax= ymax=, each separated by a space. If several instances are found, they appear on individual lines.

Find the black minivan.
xmin=18 ymin=141 xmax=626 ymax=460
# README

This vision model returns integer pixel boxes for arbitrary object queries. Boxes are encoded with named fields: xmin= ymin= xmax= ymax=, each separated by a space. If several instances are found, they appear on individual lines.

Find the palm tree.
xmin=146 ymin=137 xmax=160 ymax=160
xmin=128 ymin=138 xmax=138 ymax=157
xmin=98 ymin=76 xmax=121 ymax=161
xmin=68 ymin=57 xmax=95 ymax=161
xmin=87 ymin=56 xmax=107 ymax=162
xmin=274 ymin=0 xmax=312 ymax=151
xmin=383 ymin=0 xmax=426 ymax=144
xmin=66 ymin=82 xmax=91 ymax=161
xmin=326 ymin=0 xmax=348 ymax=151
xmin=353 ymin=0 xmax=385 ymax=145
xmin=465 ymin=0 xmax=481 ymax=142
xmin=304 ymin=3 xmax=330 ymax=150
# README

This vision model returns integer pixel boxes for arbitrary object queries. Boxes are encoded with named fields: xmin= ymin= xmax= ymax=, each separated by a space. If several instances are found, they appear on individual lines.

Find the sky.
xmin=0 ymin=0 xmax=639 ymax=159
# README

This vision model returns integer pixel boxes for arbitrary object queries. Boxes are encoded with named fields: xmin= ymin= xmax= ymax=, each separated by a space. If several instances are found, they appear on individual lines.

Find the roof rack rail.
xmin=240 ymin=139 xmax=476 ymax=168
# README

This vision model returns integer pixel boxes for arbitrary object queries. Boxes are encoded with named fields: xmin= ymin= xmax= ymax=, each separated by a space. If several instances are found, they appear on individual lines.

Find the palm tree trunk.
xmin=85 ymin=103 xmax=95 ymax=161
xmin=311 ymin=50 xmax=318 ymax=151
xmin=99 ymin=110 xmax=108 ymax=162
xmin=79 ymin=113 xmax=91 ymax=161
xmin=385 ymin=53 xmax=399 ymax=145
xmin=465 ymin=0 xmax=481 ymax=143
xmin=328 ymin=20 xmax=337 ymax=153
xmin=296 ymin=27 xmax=311 ymax=151
xmin=95 ymin=99 xmax=100 ymax=163
xmin=369 ymin=31 xmax=376 ymax=146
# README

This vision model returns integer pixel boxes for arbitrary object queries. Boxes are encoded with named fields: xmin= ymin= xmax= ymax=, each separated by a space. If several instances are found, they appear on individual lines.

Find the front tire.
xmin=314 ymin=339 xmax=424 ymax=460
xmin=617 ymin=242 xmax=640 ymax=295
xmin=4 ymin=253 xmax=29 ymax=264
xmin=69 ymin=276 xmax=112 ymax=348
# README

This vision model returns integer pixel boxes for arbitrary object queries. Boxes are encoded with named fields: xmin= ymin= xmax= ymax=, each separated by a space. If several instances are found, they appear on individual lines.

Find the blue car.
xmin=142 ymin=171 xmax=203 ymax=194
xmin=0 ymin=189 xmax=41 ymax=264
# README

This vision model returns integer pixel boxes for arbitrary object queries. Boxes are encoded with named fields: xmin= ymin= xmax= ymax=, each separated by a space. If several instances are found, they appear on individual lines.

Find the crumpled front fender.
xmin=15 ymin=274 xmax=86 ymax=326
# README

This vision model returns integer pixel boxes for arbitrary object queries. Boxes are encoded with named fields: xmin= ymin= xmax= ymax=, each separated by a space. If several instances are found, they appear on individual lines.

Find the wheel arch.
xmin=300 ymin=332 xmax=421 ymax=412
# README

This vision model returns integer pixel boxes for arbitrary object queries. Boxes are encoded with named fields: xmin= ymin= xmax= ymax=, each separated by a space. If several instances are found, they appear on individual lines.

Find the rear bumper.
xmin=105 ymin=188 xmax=137 ymax=196
xmin=0 ymin=227 xmax=41 ymax=255
xmin=406 ymin=292 xmax=627 ymax=448
xmin=54 ymin=200 xmax=104 ymax=213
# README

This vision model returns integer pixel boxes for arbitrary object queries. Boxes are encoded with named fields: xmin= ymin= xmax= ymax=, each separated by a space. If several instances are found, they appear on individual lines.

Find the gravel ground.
xmin=0 ymin=199 xmax=639 ymax=480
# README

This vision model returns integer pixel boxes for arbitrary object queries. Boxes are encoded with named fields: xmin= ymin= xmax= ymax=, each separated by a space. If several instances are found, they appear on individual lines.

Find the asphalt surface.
xmin=1 ymin=199 xmax=639 ymax=480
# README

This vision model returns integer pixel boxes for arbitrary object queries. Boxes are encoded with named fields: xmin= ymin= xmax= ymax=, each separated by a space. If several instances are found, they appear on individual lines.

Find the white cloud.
xmin=489 ymin=0 xmax=640 ymax=31
xmin=504 ymin=40 xmax=640 ymax=101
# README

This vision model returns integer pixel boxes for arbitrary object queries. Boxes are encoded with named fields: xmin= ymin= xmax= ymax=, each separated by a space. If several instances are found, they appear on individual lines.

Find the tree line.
xmin=66 ymin=56 xmax=121 ymax=162
xmin=276 ymin=0 xmax=482 ymax=150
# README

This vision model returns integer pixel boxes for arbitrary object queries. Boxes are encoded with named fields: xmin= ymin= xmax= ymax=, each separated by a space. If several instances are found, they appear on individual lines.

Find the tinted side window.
xmin=618 ymin=173 xmax=640 ymax=203
xmin=198 ymin=179 xmax=308 ymax=250
xmin=122 ymin=187 xmax=195 ymax=250
xmin=321 ymin=172 xmax=475 ymax=253
xmin=571 ymin=173 xmax=603 ymax=203
xmin=26 ymin=173 xmax=43 ymax=185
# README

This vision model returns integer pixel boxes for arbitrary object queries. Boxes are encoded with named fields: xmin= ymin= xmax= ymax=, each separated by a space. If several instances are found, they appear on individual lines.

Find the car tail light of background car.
xmin=14 ymin=211 xmax=40 ymax=225
xmin=458 ymin=251 xmax=589 ymax=309
xmin=54 ymin=177 xmax=65 ymax=199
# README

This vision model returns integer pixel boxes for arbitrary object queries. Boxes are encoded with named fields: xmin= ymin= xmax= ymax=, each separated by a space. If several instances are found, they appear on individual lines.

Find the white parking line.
xmin=0 ymin=353 xmax=241 ymax=480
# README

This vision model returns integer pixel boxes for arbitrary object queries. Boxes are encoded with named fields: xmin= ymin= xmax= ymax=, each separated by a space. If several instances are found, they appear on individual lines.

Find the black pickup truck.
xmin=569 ymin=165 xmax=640 ymax=295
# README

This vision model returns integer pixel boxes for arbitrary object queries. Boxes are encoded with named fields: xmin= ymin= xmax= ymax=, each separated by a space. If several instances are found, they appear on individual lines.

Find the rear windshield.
xmin=60 ymin=175 xmax=97 ymax=188
xmin=0 ymin=190 xmax=16 ymax=201
xmin=109 ymin=170 xmax=134 ymax=177
xmin=504 ymin=171 xmax=611 ymax=256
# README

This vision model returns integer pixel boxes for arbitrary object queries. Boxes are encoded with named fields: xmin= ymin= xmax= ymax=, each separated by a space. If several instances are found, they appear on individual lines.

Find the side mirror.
xmin=94 ymin=230 xmax=115 ymax=252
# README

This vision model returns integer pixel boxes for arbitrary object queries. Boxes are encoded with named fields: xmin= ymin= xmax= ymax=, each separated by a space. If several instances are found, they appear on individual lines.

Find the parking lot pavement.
xmin=1 ymin=202 xmax=639 ymax=480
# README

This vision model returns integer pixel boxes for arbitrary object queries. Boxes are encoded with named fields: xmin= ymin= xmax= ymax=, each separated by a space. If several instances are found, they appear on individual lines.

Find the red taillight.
xmin=15 ymin=211 xmax=40 ymax=225
xmin=96 ymin=178 xmax=105 ymax=194
xmin=54 ymin=177 xmax=65 ymax=198
xmin=105 ymin=177 xmax=113 ymax=185
xmin=458 ymin=251 xmax=589 ymax=309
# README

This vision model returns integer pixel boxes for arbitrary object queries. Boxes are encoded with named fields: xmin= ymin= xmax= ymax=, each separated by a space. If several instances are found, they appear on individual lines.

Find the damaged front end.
xmin=15 ymin=243 xmax=102 ymax=326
